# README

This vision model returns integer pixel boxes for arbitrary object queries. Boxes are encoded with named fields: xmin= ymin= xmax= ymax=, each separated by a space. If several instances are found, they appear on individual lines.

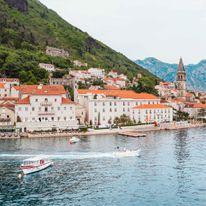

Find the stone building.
xmin=46 ymin=46 xmax=69 ymax=58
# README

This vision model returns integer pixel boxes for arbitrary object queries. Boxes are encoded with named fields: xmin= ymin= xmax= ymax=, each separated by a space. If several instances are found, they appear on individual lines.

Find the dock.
xmin=118 ymin=131 xmax=147 ymax=138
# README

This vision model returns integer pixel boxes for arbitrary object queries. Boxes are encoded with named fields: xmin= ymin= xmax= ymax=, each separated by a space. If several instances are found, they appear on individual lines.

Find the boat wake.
xmin=0 ymin=151 xmax=140 ymax=160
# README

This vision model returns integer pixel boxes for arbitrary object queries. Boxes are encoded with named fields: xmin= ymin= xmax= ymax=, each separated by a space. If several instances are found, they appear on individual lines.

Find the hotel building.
xmin=12 ymin=85 xmax=78 ymax=132
xmin=76 ymin=89 xmax=173 ymax=126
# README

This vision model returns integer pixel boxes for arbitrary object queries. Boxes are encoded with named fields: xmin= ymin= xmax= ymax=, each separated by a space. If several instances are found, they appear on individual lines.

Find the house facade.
xmin=76 ymin=89 xmax=170 ymax=126
xmin=13 ymin=85 xmax=78 ymax=132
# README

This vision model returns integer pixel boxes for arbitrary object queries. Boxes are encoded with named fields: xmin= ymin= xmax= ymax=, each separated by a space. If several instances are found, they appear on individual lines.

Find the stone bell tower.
xmin=176 ymin=57 xmax=186 ymax=98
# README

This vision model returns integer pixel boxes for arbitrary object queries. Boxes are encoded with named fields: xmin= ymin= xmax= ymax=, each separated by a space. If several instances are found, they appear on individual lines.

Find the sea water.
xmin=0 ymin=128 xmax=206 ymax=206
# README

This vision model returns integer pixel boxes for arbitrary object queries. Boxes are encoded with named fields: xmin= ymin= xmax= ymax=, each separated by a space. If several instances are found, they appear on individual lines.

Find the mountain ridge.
xmin=135 ymin=57 xmax=206 ymax=91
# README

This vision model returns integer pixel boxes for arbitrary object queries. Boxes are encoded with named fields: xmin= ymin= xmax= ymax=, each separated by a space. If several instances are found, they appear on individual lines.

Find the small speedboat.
xmin=69 ymin=136 xmax=80 ymax=144
xmin=20 ymin=156 xmax=53 ymax=175
xmin=114 ymin=149 xmax=141 ymax=158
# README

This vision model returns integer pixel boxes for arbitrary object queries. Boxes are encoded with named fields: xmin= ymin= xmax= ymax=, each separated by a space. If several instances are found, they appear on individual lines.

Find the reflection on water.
xmin=174 ymin=129 xmax=191 ymax=197
xmin=1 ymin=128 xmax=206 ymax=206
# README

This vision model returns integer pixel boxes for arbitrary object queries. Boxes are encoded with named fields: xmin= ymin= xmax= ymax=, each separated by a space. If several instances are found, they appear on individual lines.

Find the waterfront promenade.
xmin=22 ymin=122 xmax=206 ymax=139
xmin=0 ymin=122 xmax=205 ymax=140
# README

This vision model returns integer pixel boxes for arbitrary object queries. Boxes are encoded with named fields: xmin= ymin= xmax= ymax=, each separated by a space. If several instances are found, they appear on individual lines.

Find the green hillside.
xmin=0 ymin=0 xmax=159 ymax=88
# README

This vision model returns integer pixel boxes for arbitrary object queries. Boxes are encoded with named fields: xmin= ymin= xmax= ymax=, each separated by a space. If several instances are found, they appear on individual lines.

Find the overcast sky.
xmin=40 ymin=0 xmax=206 ymax=64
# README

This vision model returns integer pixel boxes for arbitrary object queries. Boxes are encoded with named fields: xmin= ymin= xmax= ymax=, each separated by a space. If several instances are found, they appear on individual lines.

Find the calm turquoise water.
xmin=1 ymin=128 xmax=206 ymax=206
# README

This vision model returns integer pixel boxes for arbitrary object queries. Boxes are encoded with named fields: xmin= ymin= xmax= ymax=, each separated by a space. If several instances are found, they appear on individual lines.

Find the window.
xmin=25 ymin=107 xmax=28 ymax=111
xmin=32 ymin=107 xmax=35 ymax=111
xmin=45 ymin=107 xmax=48 ymax=112
xmin=103 ymin=108 xmax=105 ymax=112
xmin=64 ymin=117 xmax=67 ymax=121
xmin=110 ymin=102 xmax=112 ymax=106
xmin=58 ymin=117 xmax=60 ymax=121
xmin=95 ymin=109 xmax=97 ymax=112
xmin=51 ymin=117 xmax=54 ymax=121
xmin=35 ymin=99 xmax=38 ymax=102
xmin=103 ymin=102 xmax=105 ymax=106
xmin=115 ymin=108 xmax=117 ymax=112
xmin=114 ymin=102 xmax=117 ymax=106
xmin=45 ymin=98 xmax=48 ymax=102
xmin=18 ymin=107 xmax=21 ymax=111
xmin=58 ymin=107 xmax=60 ymax=111
xmin=55 ymin=98 xmax=57 ymax=102
xmin=64 ymin=107 xmax=66 ymax=110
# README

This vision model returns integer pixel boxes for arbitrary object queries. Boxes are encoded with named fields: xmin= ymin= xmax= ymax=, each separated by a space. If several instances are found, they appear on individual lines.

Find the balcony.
xmin=38 ymin=112 xmax=55 ymax=116
xmin=40 ymin=102 xmax=52 ymax=106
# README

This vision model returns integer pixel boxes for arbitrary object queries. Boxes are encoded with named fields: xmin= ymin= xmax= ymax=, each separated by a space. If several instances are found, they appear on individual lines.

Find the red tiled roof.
xmin=190 ymin=103 xmax=206 ymax=109
xmin=0 ymin=78 xmax=19 ymax=82
xmin=133 ymin=104 xmax=171 ymax=109
xmin=16 ymin=96 xmax=30 ymax=105
xmin=186 ymin=92 xmax=194 ymax=97
xmin=61 ymin=97 xmax=75 ymax=104
xmin=104 ymin=85 xmax=119 ymax=90
xmin=13 ymin=85 xmax=66 ymax=95
xmin=0 ymin=83 xmax=5 ymax=89
xmin=78 ymin=89 xmax=158 ymax=100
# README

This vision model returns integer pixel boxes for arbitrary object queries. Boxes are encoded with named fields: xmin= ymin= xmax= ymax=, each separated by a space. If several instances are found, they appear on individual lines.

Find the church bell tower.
xmin=176 ymin=57 xmax=186 ymax=98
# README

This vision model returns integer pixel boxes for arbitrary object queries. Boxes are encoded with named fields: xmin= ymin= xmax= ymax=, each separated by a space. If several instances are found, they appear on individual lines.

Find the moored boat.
xmin=69 ymin=136 xmax=80 ymax=144
xmin=20 ymin=156 xmax=53 ymax=175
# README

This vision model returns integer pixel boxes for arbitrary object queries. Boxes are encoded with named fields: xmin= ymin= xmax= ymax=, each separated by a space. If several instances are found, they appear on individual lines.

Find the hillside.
xmin=0 ymin=0 xmax=159 ymax=88
xmin=135 ymin=57 xmax=206 ymax=91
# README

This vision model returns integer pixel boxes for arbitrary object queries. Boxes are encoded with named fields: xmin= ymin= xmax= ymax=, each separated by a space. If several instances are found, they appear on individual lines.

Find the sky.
xmin=40 ymin=0 xmax=206 ymax=64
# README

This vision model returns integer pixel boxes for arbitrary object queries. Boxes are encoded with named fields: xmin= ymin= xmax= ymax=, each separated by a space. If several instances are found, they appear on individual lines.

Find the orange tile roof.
xmin=0 ymin=78 xmax=19 ymax=82
xmin=78 ymin=89 xmax=158 ymax=99
xmin=0 ymin=83 xmax=5 ymax=89
xmin=13 ymin=85 xmax=66 ymax=95
xmin=133 ymin=104 xmax=171 ymax=109
xmin=61 ymin=97 xmax=75 ymax=104
xmin=186 ymin=92 xmax=194 ymax=97
xmin=190 ymin=103 xmax=206 ymax=109
xmin=104 ymin=85 xmax=119 ymax=90
xmin=16 ymin=96 xmax=30 ymax=105
xmin=0 ymin=97 xmax=19 ymax=101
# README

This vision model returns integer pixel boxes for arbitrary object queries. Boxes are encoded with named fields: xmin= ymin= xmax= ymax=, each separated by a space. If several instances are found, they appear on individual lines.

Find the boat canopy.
xmin=23 ymin=155 xmax=49 ymax=162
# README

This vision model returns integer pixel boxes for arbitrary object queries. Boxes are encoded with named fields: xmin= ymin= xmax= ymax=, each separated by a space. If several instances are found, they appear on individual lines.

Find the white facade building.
xmin=39 ymin=63 xmax=56 ymax=72
xmin=88 ymin=68 xmax=105 ymax=78
xmin=131 ymin=104 xmax=173 ymax=123
xmin=70 ymin=70 xmax=91 ymax=80
xmin=104 ymin=77 xmax=126 ymax=88
xmin=14 ymin=85 xmax=78 ymax=132
xmin=0 ymin=78 xmax=19 ymax=97
xmin=76 ymin=89 xmax=166 ymax=126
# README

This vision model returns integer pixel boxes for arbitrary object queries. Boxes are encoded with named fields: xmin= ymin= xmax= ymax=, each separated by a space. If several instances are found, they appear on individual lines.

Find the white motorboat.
xmin=114 ymin=149 xmax=141 ymax=158
xmin=20 ymin=156 xmax=53 ymax=175
xmin=69 ymin=136 xmax=80 ymax=144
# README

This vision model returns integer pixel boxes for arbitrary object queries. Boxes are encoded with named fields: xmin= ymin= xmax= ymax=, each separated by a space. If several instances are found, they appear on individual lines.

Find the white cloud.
xmin=40 ymin=0 xmax=206 ymax=64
